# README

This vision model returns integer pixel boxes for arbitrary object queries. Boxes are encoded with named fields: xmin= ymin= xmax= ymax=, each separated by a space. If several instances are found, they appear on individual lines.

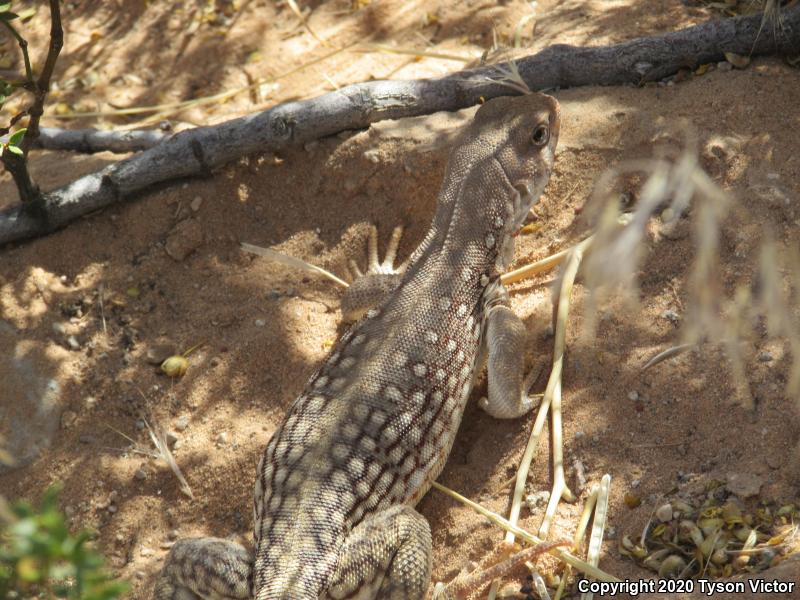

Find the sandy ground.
xmin=1 ymin=1 xmax=799 ymax=598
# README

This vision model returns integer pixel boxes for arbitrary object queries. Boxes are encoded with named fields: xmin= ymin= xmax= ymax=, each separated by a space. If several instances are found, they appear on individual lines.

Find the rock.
xmin=255 ymin=319 xmax=266 ymax=327
xmin=146 ymin=343 xmax=177 ymax=365
xmin=166 ymin=432 xmax=179 ymax=447
xmin=60 ymin=410 xmax=77 ymax=429
xmin=217 ymin=432 xmax=229 ymax=445
xmin=661 ymin=309 xmax=680 ymax=323
xmin=190 ymin=196 xmax=203 ymax=212
xmin=174 ymin=415 xmax=189 ymax=432
xmin=525 ymin=490 xmax=550 ymax=510
xmin=628 ymin=390 xmax=639 ymax=401
xmin=66 ymin=335 xmax=81 ymax=350
xmin=165 ymin=218 xmax=203 ymax=261
xmin=726 ymin=472 xmax=763 ymax=499
xmin=134 ymin=468 xmax=148 ymax=481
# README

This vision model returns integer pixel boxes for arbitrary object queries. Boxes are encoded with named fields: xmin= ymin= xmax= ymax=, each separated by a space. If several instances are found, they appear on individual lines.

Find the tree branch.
xmin=0 ymin=0 xmax=63 ymax=204
xmin=21 ymin=0 xmax=63 ymax=155
xmin=1 ymin=6 xmax=798 ymax=246
xmin=33 ymin=127 xmax=170 ymax=153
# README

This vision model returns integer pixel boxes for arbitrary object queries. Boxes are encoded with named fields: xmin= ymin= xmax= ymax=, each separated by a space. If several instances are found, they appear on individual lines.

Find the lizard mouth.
xmin=510 ymin=181 xmax=537 ymax=235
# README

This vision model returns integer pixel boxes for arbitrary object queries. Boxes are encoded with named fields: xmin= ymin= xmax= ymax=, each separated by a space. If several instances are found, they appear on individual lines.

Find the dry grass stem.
xmin=356 ymin=43 xmax=473 ymax=62
xmin=431 ymin=481 xmax=620 ymax=583
xmin=584 ymin=141 xmax=800 ymax=406
xmin=581 ymin=474 xmax=611 ymax=600
xmin=145 ymin=420 xmax=194 ymax=499
xmin=241 ymin=242 xmax=350 ymax=288
xmin=285 ymin=0 xmax=328 ymax=46
xmin=641 ymin=342 xmax=696 ymax=370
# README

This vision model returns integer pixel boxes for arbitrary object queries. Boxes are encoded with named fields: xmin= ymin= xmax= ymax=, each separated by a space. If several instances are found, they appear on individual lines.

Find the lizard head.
xmin=459 ymin=92 xmax=560 ymax=269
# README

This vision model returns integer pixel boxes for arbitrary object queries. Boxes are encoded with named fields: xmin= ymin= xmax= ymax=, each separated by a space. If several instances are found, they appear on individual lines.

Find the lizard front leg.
xmin=153 ymin=537 xmax=252 ymax=600
xmin=341 ymin=224 xmax=405 ymax=321
xmin=324 ymin=504 xmax=431 ymax=600
xmin=479 ymin=286 xmax=539 ymax=420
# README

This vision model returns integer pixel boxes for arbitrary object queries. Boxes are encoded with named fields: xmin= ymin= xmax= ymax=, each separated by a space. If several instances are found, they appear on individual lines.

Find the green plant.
xmin=0 ymin=486 xmax=128 ymax=600
xmin=0 ymin=0 xmax=63 ymax=203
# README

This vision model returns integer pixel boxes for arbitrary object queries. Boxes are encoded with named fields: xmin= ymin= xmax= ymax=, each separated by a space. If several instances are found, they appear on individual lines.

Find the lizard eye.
xmin=531 ymin=124 xmax=549 ymax=146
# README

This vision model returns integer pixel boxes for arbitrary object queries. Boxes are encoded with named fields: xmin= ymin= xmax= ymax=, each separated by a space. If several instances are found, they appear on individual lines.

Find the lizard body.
xmin=154 ymin=92 xmax=560 ymax=600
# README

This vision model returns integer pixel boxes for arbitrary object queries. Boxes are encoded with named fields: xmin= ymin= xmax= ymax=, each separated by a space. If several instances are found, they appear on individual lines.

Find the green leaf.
xmin=0 ymin=4 xmax=12 ymax=14
xmin=9 ymin=127 xmax=26 ymax=145
xmin=7 ymin=144 xmax=23 ymax=155
xmin=17 ymin=7 xmax=35 ymax=21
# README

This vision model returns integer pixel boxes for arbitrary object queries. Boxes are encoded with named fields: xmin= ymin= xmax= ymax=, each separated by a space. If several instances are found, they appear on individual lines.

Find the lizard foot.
xmin=349 ymin=224 xmax=405 ymax=279
xmin=341 ymin=224 xmax=406 ymax=321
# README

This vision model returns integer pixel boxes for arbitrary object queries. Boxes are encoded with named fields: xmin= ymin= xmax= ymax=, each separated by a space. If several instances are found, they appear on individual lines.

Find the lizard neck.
xmin=408 ymin=152 xmax=517 ymax=279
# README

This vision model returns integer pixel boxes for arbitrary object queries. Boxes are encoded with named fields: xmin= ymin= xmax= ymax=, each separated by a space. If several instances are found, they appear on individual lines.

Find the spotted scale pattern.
xmin=153 ymin=92 xmax=560 ymax=600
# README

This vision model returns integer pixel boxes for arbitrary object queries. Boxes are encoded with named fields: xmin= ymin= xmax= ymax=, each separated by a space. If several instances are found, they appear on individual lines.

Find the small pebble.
xmin=190 ymin=196 xmax=203 ymax=212
xmin=166 ymin=432 xmax=179 ymax=447
xmin=61 ymin=410 xmax=78 ymax=429
xmin=140 ymin=547 xmax=154 ymax=557
xmin=758 ymin=351 xmax=774 ymax=363
xmin=66 ymin=335 xmax=80 ymax=350
xmin=168 ymin=529 xmax=179 ymax=541
xmin=52 ymin=322 xmax=67 ymax=336
xmin=525 ymin=490 xmax=550 ymax=510
xmin=217 ymin=432 xmax=229 ymax=445
xmin=628 ymin=390 xmax=639 ymax=401
xmin=661 ymin=309 xmax=680 ymax=323
xmin=84 ymin=396 xmax=98 ymax=409
xmin=79 ymin=435 xmax=95 ymax=444
xmin=255 ymin=319 xmax=266 ymax=327
xmin=135 ymin=419 xmax=146 ymax=431
xmin=631 ymin=478 xmax=641 ymax=488
xmin=210 ymin=356 xmax=221 ymax=367
xmin=134 ymin=468 xmax=148 ymax=481
xmin=174 ymin=416 xmax=190 ymax=432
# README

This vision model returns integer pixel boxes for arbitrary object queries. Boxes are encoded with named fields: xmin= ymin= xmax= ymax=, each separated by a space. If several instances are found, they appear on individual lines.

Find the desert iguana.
xmin=154 ymin=92 xmax=560 ymax=600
